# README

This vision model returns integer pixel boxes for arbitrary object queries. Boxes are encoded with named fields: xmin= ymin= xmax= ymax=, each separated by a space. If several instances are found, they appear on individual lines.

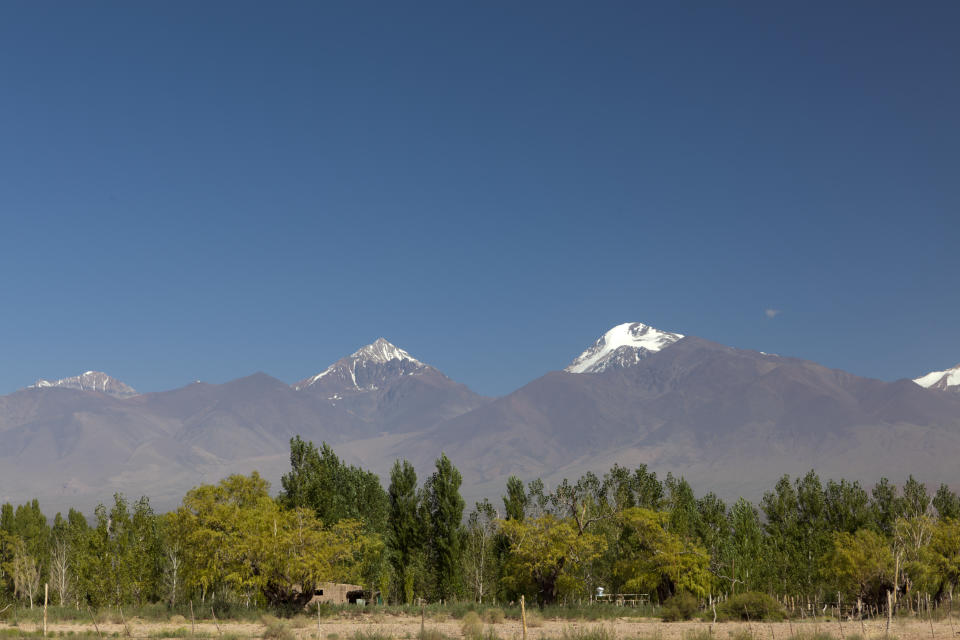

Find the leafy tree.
xmin=869 ymin=478 xmax=900 ymax=536
xmin=761 ymin=471 xmax=829 ymax=594
xmin=503 ymin=476 xmax=527 ymax=521
xmin=464 ymin=499 xmax=499 ymax=603
xmin=665 ymin=475 xmax=700 ymax=541
xmin=923 ymin=518 xmax=960 ymax=598
xmin=279 ymin=437 xmax=388 ymax=532
xmin=424 ymin=453 xmax=465 ymax=600
xmin=614 ymin=507 xmax=711 ymax=600
xmin=824 ymin=479 xmax=871 ymax=534
xmin=825 ymin=529 xmax=894 ymax=607
xmin=900 ymin=475 xmax=931 ymax=519
xmin=500 ymin=514 xmax=603 ymax=604
xmin=604 ymin=464 xmax=664 ymax=511
xmin=933 ymin=484 xmax=960 ymax=521
xmin=714 ymin=498 xmax=766 ymax=593
xmin=387 ymin=459 xmax=421 ymax=604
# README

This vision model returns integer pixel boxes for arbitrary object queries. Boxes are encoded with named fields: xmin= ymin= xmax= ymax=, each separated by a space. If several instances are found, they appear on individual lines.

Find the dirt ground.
xmin=3 ymin=614 xmax=960 ymax=639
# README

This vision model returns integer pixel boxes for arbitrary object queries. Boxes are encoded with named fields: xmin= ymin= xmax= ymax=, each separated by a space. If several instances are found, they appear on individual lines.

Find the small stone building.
xmin=309 ymin=582 xmax=365 ymax=605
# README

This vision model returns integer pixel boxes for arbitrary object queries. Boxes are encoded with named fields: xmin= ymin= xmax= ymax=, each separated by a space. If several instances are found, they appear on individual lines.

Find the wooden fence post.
xmin=43 ymin=583 xmax=48 ymax=637
xmin=886 ymin=590 xmax=893 ymax=636
xmin=521 ymin=595 xmax=527 ymax=640
xmin=88 ymin=607 xmax=103 ymax=640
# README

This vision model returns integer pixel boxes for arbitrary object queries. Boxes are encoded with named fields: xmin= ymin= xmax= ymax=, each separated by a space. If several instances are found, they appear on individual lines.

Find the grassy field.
xmin=1 ymin=607 xmax=957 ymax=640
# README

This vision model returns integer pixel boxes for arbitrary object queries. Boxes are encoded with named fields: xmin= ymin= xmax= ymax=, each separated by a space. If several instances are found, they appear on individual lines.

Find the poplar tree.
xmin=425 ymin=453 xmax=465 ymax=601
xmin=387 ymin=459 xmax=420 ymax=603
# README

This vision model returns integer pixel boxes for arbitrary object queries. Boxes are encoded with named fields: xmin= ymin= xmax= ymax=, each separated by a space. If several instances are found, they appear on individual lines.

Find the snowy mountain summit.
xmin=28 ymin=371 xmax=138 ymax=397
xmin=565 ymin=322 xmax=684 ymax=374
xmin=914 ymin=363 xmax=960 ymax=392
xmin=293 ymin=338 xmax=428 ymax=393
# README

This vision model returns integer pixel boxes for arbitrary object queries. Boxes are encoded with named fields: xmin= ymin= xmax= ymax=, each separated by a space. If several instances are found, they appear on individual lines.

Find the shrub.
xmin=418 ymin=629 xmax=449 ymax=640
xmin=352 ymin=632 xmax=393 ymax=640
xmin=290 ymin=615 xmax=313 ymax=629
xmin=558 ymin=628 xmax=616 ymax=640
xmin=148 ymin=629 xmax=194 ymax=639
xmin=524 ymin=610 xmax=544 ymax=628
xmin=484 ymin=608 xmax=505 ymax=624
xmin=661 ymin=593 xmax=699 ymax=622
xmin=716 ymin=592 xmax=784 ymax=621
xmin=461 ymin=611 xmax=484 ymax=640
xmin=262 ymin=618 xmax=294 ymax=640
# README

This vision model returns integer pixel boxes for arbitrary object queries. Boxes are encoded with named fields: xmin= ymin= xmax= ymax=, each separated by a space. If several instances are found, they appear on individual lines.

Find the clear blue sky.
xmin=1 ymin=1 xmax=957 ymax=397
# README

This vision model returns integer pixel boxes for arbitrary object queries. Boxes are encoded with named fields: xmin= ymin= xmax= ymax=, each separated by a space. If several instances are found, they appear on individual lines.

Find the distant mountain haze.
xmin=3 ymin=329 xmax=960 ymax=515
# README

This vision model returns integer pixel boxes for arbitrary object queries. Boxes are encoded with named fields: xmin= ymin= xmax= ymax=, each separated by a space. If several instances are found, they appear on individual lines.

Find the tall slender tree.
xmin=387 ymin=459 xmax=421 ymax=604
xmin=425 ymin=453 xmax=465 ymax=601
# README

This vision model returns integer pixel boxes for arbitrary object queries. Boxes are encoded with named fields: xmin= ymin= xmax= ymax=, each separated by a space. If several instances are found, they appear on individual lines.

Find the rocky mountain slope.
xmin=0 ymin=340 xmax=485 ymax=513
xmin=2 ymin=328 xmax=959 ymax=513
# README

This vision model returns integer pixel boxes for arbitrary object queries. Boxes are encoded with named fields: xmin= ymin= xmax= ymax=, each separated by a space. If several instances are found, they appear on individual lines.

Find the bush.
xmin=352 ymin=632 xmax=393 ymax=640
xmin=485 ymin=608 xmax=505 ymax=624
xmin=716 ymin=592 xmax=784 ymax=622
xmin=661 ymin=592 xmax=699 ymax=622
xmin=558 ymin=628 xmax=616 ymax=640
xmin=461 ymin=611 xmax=484 ymax=640
xmin=262 ymin=618 xmax=294 ymax=640
xmin=524 ymin=610 xmax=544 ymax=628
xmin=289 ymin=615 xmax=312 ymax=629
xmin=418 ymin=629 xmax=449 ymax=640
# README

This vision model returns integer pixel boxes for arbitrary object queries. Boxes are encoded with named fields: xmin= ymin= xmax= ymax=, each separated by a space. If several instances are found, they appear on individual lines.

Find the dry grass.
xmin=0 ymin=613 xmax=951 ymax=640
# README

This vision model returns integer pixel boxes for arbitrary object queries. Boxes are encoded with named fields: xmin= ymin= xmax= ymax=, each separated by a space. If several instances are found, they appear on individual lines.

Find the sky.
xmin=0 ymin=1 xmax=957 ymax=397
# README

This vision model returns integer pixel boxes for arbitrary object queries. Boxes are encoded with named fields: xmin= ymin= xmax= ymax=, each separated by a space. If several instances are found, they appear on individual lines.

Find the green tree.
xmin=279 ymin=437 xmax=388 ymax=532
xmin=900 ymin=475 xmax=931 ymax=519
xmin=424 ymin=453 xmax=465 ymax=600
xmin=825 ymin=529 xmax=894 ymax=607
xmin=614 ymin=507 xmax=711 ymax=601
xmin=503 ymin=476 xmax=527 ymax=521
xmin=718 ymin=498 xmax=767 ymax=593
xmin=923 ymin=518 xmax=960 ymax=598
xmin=387 ymin=459 xmax=421 ymax=604
xmin=933 ymin=484 xmax=960 ymax=521
xmin=500 ymin=514 xmax=603 ymax=604
xmin=869 ymin=478 xmax=900 ymax=536
xmin=464 ymin=499 xmax=499 ymax=603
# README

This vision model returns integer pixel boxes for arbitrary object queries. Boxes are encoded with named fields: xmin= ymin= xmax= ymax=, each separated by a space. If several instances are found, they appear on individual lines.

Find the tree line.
xmin=3 ymin=435 xmax=960 ymax=616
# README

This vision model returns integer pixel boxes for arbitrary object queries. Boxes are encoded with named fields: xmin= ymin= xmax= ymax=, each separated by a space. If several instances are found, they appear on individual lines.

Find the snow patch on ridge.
xmin=28 ymin=371 xmax=138 ymax=397
xmin=293 ymin=338 xmax=426 ymax=391
xmin=566 ymin=322 xmax=683 ymax=374
xmin=914 ymin=364 xmax=960 ymax=391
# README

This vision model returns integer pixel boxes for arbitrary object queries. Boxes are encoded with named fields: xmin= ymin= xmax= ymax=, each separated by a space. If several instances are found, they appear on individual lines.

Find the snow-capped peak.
xmin=565 ymin=322 xmax=684 ymax=374
xmin=293 ymin=338 xmax=427 ymax=392
xmin=352 ymin=337 xmax=422 ymax=366
xmin=914 ymin=363 xmax=960 ymax=392
xmin=28 ymin=371 xmax=138 ymax=397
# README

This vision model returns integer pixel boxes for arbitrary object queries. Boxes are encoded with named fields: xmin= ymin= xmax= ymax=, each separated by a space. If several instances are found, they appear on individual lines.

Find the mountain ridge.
xmin=4 ymin=328 xmax=959 ymax=513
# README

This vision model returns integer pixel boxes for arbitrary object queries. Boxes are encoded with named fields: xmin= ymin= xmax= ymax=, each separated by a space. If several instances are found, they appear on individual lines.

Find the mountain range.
xmin=2 ymin=322 xmax=959 ymax=514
